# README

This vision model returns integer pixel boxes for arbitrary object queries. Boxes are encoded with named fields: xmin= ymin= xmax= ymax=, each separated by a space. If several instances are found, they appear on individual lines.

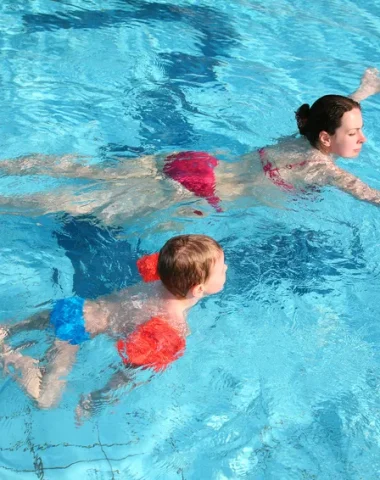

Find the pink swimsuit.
xmin=259 ymin=148 xmax=306 ymax=191
xmin=164 ymin=151 xmax=222 ymax=212
xmin=164 ymin=149 xmax=306 ymax=209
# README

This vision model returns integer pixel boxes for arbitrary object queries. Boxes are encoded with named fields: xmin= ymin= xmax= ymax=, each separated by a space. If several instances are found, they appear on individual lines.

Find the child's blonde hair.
xmin=158 ymin=234 xmax=223 ymax=298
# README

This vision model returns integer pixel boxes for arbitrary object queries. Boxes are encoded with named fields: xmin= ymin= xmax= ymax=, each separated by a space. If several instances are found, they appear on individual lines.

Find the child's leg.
xmin=0 ymin=330 xmax=41 ymax=399
xmin=3 ymin=310 xmax=51 ymax=339
xmin=37 ymin=340 xmax=79 ymax=409
xmin=0 ymin=310 xmax=51 ymax=398
xmin=1 ymin=331 xmax=78 ymax=408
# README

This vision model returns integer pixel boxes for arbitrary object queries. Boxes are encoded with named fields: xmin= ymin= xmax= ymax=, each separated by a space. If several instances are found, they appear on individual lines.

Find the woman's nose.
xmin=359 ymin=131 xmax=367 ymax=143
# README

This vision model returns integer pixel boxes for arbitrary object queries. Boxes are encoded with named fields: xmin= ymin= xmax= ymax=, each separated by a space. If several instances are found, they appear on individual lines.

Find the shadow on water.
xmin=23 ymin=1 xmax=242 ymax=154
xmin=225 ymin=226 xmax=366 ymax=296
xmin=53 ymin=214 xmax=140 ymax=299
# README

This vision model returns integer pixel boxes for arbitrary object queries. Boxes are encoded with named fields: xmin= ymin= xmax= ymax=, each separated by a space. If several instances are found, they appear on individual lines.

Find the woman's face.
xmin=329 ymin=108 xmax=367 ymax=158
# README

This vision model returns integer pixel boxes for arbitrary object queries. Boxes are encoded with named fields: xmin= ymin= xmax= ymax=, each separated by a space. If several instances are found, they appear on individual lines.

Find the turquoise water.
xmin=1 ymin=0 xmax=380 ymax=478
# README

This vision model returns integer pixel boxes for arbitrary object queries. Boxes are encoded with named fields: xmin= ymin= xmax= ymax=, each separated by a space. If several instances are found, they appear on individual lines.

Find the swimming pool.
xmin=1 ymin=0 xmax=380 ymax=478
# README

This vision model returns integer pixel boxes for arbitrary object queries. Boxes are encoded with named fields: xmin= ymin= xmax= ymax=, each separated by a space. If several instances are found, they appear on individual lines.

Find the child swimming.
xmin=1 ymin=67 xmax=380 ymax=223
xmin=0 ymin=234 xmax=227 ymax=413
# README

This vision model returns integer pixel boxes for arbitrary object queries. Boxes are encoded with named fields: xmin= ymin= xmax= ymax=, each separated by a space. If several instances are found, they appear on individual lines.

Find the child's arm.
xmin=75 ymin=367 xmax=150 ymax=424
xmin=350 ymin=67 xmax=380 ymax=103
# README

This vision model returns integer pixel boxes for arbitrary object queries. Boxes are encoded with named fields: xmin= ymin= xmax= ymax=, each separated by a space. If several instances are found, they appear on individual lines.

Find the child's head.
xmin=295 ymin=95 xmax=364 ymax=156
xmin=158 ymin=234 xmax=226 ymax=299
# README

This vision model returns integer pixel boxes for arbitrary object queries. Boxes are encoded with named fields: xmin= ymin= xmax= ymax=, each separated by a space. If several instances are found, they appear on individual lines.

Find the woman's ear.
xmin=319 ymin=130 xmax=331 ymax=148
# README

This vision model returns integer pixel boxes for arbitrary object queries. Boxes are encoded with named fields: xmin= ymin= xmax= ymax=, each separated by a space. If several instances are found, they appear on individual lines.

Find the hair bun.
xmin=295 ymin=103 xmax=310 ymax=134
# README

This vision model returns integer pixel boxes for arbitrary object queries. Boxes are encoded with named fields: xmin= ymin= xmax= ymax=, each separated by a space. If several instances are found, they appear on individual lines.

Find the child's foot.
xmin=0 ymin=327 xmax=11 ymax=368
xmin=0 ymin=343 xmax=41 ymax=399
xmin=0 ymin=327 xmax=8 ymax=348
xmin=16 ymin=356 xmax=42 ymax=400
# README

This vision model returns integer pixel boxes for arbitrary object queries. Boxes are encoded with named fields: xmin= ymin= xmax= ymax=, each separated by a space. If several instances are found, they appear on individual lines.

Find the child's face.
xmin=203 ymin=251 xmax=227 ymax=295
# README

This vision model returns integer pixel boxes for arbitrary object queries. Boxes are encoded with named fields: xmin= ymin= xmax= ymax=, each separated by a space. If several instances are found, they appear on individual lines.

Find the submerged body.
xmin=1 ymin=68 xmax=380 ymax=224
xmin=0 ymin=271 xmax=189 ymax=409
xmin=0 ymin=235 xmax=227 ymax=414
xmin=0 ymin=136 xmax=371 ymax=225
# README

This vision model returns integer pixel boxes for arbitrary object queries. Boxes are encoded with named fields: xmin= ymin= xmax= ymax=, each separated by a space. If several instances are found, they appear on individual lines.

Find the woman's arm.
xmin=327 ymin=165 xmax=380 ymax=205
xmin=350 ymin=67 xmax=380 ymax=103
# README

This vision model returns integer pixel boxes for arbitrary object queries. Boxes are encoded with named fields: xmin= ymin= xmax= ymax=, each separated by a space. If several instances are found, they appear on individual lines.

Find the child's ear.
xmin=191 ymin=284 xmax=204 ymax=299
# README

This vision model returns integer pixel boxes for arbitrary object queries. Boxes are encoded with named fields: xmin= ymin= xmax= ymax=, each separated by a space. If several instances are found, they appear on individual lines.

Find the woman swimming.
xmin=1 ymin=67 xmax=380 ymax=224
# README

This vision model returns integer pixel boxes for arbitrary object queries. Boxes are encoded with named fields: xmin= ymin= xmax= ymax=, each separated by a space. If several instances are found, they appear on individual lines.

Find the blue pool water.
xmin=1 ymin=0 xmax=380 ymax=478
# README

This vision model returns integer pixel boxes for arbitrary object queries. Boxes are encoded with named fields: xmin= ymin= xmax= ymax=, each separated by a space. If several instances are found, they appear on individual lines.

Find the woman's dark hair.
xmin=295 ymin=95 xmax=360 ymax=148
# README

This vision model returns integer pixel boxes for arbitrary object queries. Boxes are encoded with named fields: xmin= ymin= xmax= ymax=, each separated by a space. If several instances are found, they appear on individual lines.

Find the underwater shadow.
xmin=53 ymin=214 xmax=140 ymax=299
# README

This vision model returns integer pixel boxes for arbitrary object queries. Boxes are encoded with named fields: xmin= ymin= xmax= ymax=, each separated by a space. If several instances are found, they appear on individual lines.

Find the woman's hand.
xmin=360 ymin=67 xmax=380 ymax=95
xmin=351 ymin=67 xmax=380 ymax=102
